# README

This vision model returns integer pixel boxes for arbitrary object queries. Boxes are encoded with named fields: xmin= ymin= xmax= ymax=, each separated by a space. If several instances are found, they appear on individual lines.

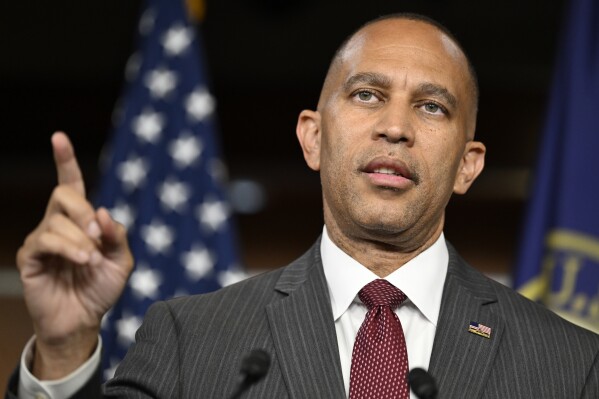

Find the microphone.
xmin=229 ymin=349 xmax=271 ymax=399
xmin=409 ymin=368 xmax=438 ymax=399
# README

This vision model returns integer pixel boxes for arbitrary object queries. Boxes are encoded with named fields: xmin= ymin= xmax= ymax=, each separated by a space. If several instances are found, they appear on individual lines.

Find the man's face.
xmin=297 ymin=19 xmax=485 ymax=249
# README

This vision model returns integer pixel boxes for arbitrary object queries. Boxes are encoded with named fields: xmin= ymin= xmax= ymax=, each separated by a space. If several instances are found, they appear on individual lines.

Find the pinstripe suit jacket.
xmin=7 ymin=239 xmax=599 ymax=398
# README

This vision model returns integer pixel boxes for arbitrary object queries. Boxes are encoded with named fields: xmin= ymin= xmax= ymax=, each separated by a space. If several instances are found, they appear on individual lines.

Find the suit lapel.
xmin=428 ymin=244 xmax=505 ymax=398
xmin=264 ymin=239 xmax=506 ymax=398
xmin=266 ymin=240 xmax=346 ymax=399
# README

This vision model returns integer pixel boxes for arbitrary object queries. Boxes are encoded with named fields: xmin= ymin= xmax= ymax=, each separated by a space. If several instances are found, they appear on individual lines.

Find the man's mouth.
xmin=361 ymin=158 xmax=416 ymax=189
xmin=371 ymin=167 xmax=408 ymax=177
xmin=364 ymin=158 xmax=413 ymax=179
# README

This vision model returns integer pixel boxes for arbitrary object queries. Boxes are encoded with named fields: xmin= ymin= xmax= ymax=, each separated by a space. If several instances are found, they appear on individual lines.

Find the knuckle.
xmin=47 ymin=186 xmax=69 ymax=213
xmin=78 ymin=236 xmax=96 ymax=252
xmin=52 ymin=184 xmax=68 ymax=199
xmin=15 ymin=246 xmax=27 ymax=269
xmin=38 ymin=231 xmax=64 ymax=254
xmin=22 ymin=231 xmax=36 ymax=247
xmin=21 ymin=230 xmax=43 ymax=254
xmin=46 ymin=213 xmax=64 ymax=230
xmin=51 ymin=186 xmax=95 ymax=224
xmin=77 ymin=203 xmax=96 ymax=223
xmin=36 ymin=231 xmax=52 ymax=248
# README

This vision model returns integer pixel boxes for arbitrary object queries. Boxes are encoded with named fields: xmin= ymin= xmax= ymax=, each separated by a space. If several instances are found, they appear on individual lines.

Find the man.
xmin=8 ymin=13 xmax=599 ymax=399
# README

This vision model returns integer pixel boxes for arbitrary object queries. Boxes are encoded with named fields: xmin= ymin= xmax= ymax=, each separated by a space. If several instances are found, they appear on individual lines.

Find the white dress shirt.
xmin=321 ymin=226 xmax=448 ymax=398
xmin=18 ymin=336 xmax=101 ymax=399
xmin=18 ymin=227 xmax=448 ymax=399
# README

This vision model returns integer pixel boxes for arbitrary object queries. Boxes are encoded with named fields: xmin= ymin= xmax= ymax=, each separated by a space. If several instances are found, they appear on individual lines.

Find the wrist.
xmin=32 ymin=329 xmax=99 ymax=380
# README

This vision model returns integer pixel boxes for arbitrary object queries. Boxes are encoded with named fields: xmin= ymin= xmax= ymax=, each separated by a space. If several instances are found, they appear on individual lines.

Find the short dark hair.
xmin=328 ymin=12 xmax=479 ymax=110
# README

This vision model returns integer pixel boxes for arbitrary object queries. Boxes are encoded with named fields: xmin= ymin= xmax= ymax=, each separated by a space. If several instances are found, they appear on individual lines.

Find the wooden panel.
xmin=0 ymin=297 xmax=32 ymax=394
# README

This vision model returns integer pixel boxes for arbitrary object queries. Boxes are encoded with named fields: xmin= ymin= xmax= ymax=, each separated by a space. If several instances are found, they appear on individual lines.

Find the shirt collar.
xmin=321 ymin=226 xmax=448 ymax=326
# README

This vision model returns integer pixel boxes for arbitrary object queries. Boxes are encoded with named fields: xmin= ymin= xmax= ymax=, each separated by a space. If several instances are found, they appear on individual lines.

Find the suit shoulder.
xmin=164 ymin=240 xmax=322 ymax=313
xmin=165 ymin=266 xmax=285 ymax=310
xmin=447 ymin=243 xmax=598 ymax=344
xmin=485 ymin=275 xmax=599 ymax=345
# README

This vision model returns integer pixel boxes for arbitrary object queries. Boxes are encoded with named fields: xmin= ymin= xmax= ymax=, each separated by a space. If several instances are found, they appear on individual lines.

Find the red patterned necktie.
xmin=349 ymin=279 xmax=409 ymax=399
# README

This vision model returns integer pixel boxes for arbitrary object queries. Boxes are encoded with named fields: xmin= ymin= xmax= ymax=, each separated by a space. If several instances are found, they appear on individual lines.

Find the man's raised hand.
xmin=16 ymin=132 xmax=133 ymax=380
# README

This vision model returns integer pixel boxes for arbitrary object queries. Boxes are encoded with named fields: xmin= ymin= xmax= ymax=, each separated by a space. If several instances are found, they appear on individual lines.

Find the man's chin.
xmin=353 ymin=215 xmax=411 ymax=237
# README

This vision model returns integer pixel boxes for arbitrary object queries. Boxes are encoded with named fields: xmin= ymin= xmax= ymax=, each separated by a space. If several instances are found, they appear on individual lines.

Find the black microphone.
xmin=409 ymin=368 xmax=438 ymax=399
xmin=229 ymin=349 xmax=271 ymax=399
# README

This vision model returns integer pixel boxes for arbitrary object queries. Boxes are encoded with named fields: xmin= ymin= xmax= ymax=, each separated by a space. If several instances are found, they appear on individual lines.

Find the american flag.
xmin=468 ymin=321 xmax=492 ymax=339
xmin=96 ymin=0 xmax=243 ymax=380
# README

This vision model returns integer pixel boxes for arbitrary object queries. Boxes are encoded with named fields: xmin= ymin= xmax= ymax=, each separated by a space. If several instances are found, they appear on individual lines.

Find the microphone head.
xmin=409 ymin=368 xmax=438 ymax=399
xmin=240 ymin=349 xmax=271 ymax=383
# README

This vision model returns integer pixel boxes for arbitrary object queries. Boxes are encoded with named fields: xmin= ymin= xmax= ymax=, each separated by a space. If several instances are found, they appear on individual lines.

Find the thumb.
xmin=96 ymin=207 xmax=133 ymax=266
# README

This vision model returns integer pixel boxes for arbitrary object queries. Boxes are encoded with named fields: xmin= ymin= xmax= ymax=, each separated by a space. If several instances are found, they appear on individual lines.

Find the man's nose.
xmin=371 ymin=102 xmax=415 ymax=145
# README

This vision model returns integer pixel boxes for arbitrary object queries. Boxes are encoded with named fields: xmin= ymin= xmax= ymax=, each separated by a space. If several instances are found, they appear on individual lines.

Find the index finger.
xmin=52 ymin=131 xmax=86 ymax=196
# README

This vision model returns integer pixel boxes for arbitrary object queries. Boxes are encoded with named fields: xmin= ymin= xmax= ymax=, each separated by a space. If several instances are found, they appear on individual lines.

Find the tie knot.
xmin=358 ymin=279 xmax=406 ymax=310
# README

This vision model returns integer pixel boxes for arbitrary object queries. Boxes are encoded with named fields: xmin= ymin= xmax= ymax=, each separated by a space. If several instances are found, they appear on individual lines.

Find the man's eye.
xmin=422 ymin=102 xmax=445 ymax=115
xmin=354 ymin=90 xmax=378 ymax=103
xmin=358 ymin=91 xmax=373 ymax=101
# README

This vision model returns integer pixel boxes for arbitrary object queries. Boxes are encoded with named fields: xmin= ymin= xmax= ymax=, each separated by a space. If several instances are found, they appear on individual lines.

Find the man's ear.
xmin=453 ymin=140 xmax=486 ymax=194
xmin=296 ymin=110 xmax=322 ymax=171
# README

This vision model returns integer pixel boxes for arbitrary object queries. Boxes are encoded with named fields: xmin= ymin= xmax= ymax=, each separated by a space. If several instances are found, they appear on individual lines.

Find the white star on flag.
xmin=129 ymin=264 xmax=163 ymax=299
xmin=132 ymin=109 xmax=165 ymax=143
xmin=161 ymin=24 xmax=193 ymax=56
xmin=97 ymin=0 xmax=242 ymax=376
xmin=181 ymin=245 xmax=214 ymax=280
xmin=140 ymin=220 xmax=175 ymax=254
xmin=158 ymin=178 xmax=191 ymax=212
xmin=138 ymin=8 xmax=155 ymax=35
xmin=218 ymin=268 xmax=248 ymax=287
xmin=172 ymin=289 xmax=189 ymax=298
xmin=185 ymin=87 xmax=215 ymax=122
xmin=116 ymin=314 xmax=142 ymax=346
xmin=104 ymin=358 xmax=120 ymax=381
xmin=144 ymin=67 xmax=178 ymax=99
xmin=117 ymin=156 xmax=148 ymax=191
xmin=168 ymin=132 xmax=203 ymax=168
xmin=208 ymin=158 xmax=227 ymax=184
xmin=197 ymin=198 xmax=229 ymax=232
xmin=125 ymin=52 xmax=142 ymax=82
xmin=109 ymin=202 xmax=135 ymax=230
xmin=101 ymin=308 xmax=113 ymax=331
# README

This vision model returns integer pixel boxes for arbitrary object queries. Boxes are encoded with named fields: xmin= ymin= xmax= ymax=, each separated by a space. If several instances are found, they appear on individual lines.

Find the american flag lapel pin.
xmin=468 ymin=321 xmax=492 ymax=339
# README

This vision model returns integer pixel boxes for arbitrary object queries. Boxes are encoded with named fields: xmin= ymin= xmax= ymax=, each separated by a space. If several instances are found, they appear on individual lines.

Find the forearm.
xmin=32 ymin=329 xmax=99 ymax=380
xmin=16 ymin=336 xmax=102 ymax=399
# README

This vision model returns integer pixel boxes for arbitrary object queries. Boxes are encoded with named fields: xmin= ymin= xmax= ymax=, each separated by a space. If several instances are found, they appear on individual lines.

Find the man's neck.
xmin=324 ymin=217 xmax=444 ymax=278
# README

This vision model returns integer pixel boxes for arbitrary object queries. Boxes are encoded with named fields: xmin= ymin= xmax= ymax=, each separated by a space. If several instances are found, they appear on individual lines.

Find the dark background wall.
xmin=0 ymin=0 xmax=567 ymax=385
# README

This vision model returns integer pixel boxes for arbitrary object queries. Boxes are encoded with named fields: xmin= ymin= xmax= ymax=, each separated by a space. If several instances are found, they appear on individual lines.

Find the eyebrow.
xmin=343 ymin=74 xmax=459 ymax=109
xmin=343 ymin=72 xmax=392 ymax=92
xmin=414 ymin=82 xmax=458 ymax=109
